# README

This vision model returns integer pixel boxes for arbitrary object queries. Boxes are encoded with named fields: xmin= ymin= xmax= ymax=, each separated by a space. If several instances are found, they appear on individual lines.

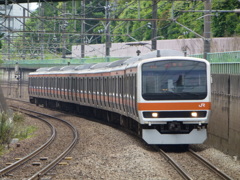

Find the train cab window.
xmin=142 ymin=60 xmax=207 ymax=100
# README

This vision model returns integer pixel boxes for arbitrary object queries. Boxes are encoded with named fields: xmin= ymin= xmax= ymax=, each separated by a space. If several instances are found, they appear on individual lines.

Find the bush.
xmin=0 ymin=112 xmax=26 ymax=149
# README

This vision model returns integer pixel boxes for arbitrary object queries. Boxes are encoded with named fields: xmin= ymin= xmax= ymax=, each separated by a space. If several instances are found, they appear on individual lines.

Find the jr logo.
xmin=199 ymin=103 xmax=206 ymax=108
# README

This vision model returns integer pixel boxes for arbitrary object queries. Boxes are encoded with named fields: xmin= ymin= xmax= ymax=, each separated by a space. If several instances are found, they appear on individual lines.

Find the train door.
xmin=71 ymin=77 xmax=76 ymax=102
xmin=83 ymin=77 xmax=87 ymax=104
xmin=59 ymin=77 xmax=61 ymax=99
xmin=115 ymin=76 xmax=119 ymax=111
xmin=50 ymin=77 xmax=53 ymax=97
xmin=46 ymin=77 xmax=49 ymax=96
xmin=129 ymin=75 xmax=133 ymax=115
xmin=103 ymin=77 xmax=108 ymax=108
xmin=119 ymin=76 xmax=123 ymax=112
xmin=96 ymin=77 xmax=99 ymax=107
xmin=87 ymin=77 xmax=91 ymax=105
xmin=78 ymin=77 xmax=84 ymax=103
xmin=125 ymin=75 xmax=130 ymax=115
xmin=76 ymin=77 xmax=79 ymax=102
xmin=111 ymin=77 xmax=115 ymax=110
xmin=133 ymin=74 xmax=137 ymax=116
xmin=56 ymin=77 xmax=59 ymax=98
xmin=91 ymin=77 xmax=97 ymax=105
xmin=63 ymin=77 xmax=66 ymax=99
xmin=99 ymin=77 xmax=103 ymax=107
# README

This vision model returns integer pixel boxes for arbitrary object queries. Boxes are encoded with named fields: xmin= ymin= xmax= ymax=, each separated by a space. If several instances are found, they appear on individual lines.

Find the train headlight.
xmin=191 ymin=112 xmax=198 ymax=117
xmin=152 ymin=112 xmax=159 ymax=118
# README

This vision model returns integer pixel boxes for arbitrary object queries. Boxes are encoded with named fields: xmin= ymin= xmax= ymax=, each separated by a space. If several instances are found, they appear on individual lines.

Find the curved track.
xmin=0 ymin=106 xmax=78 ymax=180
xmin=0 ymin=108 xmax=56 ymax=178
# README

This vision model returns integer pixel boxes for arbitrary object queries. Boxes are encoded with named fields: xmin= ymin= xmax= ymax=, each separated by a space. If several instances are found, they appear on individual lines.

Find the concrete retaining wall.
xmin=72 ymin=37 xmax=240 ymax=58
xmin=206 ymin=74 xmax=240 ymax=156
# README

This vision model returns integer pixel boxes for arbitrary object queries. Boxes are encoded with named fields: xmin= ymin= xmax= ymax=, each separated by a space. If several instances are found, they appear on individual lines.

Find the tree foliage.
xmin=19 ymin=0 xmax=240 ymax=46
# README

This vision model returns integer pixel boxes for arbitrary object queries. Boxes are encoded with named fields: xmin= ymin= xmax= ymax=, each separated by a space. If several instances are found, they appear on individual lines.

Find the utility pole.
xmin=62 ymin=2 xmax=67 ymax=58
xmin=151 ymin=0 xmax=157 ymax=51
xmin=204 ymin=0 xmax=211 ymax=60
xmin=105 ymin=1 xmax=111 ymax=60
xmin=81 ymin=0 xmax=85 ymax=58
xmin=22 ymin=8 xmax=26 ymax=59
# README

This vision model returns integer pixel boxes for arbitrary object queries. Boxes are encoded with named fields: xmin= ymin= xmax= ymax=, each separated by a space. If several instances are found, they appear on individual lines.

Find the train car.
xmin=28 ymin=50 xmax=211 ymax=145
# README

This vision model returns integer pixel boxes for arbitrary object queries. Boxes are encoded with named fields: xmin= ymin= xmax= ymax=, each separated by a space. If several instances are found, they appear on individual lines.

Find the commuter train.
xmin=28 ymin=50 xmax=211 ymax=145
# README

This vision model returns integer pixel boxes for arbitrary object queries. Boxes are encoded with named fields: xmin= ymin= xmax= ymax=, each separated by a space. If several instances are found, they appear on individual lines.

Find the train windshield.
xmin=142 ymin=60 xmax=207 ymax=100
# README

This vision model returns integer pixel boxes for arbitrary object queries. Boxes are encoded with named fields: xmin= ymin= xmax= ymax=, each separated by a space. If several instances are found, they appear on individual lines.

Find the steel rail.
xmin=26 ymin=110 xmax=79 ymax=180
xmin=159 ymin=149 xmax=193 ymax=180
xmin=0 ymin=108 xmax=56 ymax=177
xmin=188 ymin=149 xmax=234 ymax=180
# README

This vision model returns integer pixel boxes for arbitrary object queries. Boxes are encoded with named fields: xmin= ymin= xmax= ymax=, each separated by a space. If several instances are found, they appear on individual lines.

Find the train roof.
xmin=90 ymin=62 xmax=111 ymax=69
xmin=74 ymin=63 xmax=95 ymax=70
xmin=31 ymin=49 xmax=185 ymax=75
xmin=60 ymin=66 xmax=76 ymax=71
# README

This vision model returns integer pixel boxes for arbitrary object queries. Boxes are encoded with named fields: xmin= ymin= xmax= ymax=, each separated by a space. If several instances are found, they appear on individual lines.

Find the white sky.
xmin=30 ymin=3 xmax=38 ymax=10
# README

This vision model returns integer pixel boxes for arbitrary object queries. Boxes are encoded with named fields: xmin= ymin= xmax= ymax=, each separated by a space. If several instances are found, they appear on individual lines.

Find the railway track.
xmin=159 ymin=148 xmax=234 ymax=180
xmin=0 ymin=106 xmax=78 ymax=180
xmin=4 ymin=98 xmax=240 ymax=179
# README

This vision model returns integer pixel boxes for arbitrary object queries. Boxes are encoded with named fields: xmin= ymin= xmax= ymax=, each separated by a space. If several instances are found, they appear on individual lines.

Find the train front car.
xmin=137 ymin=57 xmax=211 ymax=145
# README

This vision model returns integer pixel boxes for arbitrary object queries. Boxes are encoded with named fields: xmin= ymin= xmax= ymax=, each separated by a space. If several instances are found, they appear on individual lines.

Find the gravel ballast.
xmin=1 ymin=101 xmax=240 ymax=179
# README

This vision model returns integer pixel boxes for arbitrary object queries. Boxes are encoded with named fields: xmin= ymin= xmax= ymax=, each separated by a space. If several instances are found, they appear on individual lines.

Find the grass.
xmin=0 ymin=112 xmax=37 ymax=155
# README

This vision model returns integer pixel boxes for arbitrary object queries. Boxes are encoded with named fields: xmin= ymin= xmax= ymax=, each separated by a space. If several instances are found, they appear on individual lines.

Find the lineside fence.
xmin=191 ymin=51 xmax=240 ymax=74
xmin=1 ymin=51 xmax=240 ymax=74
xmin=0 ymin=57 xmax=127 ymax=69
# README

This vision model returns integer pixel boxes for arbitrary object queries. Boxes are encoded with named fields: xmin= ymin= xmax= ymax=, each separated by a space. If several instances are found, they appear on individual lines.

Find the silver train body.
xmin=29 ymin=50 xmax=211 ymax=145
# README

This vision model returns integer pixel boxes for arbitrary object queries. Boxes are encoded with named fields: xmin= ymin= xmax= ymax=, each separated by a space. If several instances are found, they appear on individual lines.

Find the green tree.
xmin=212 ymin=0 xmax=240 ymax=37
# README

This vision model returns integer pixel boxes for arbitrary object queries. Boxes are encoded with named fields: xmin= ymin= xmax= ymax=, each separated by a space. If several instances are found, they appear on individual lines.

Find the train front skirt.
xmin=142 ymin=129 xmax=207 ymax=144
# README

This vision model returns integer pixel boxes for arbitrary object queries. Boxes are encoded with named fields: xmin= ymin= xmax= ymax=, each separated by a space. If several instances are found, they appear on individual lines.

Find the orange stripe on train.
xmin=138 ymin=102 xmax=211 ymax=111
